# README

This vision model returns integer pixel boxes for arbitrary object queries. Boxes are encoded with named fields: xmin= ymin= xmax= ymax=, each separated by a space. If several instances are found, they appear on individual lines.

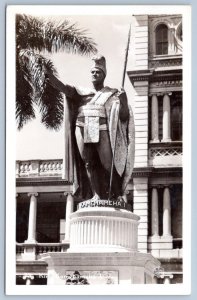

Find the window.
xmin=171 ymin=93 xmax=182 ymax=141
xmin=155 ymin=24 xmax=168 ymax=55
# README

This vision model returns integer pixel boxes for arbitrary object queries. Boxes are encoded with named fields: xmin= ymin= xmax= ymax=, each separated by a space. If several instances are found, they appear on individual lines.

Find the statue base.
xmin=40 ymin=202 xmax=160 ymax=285
xmin=68 ymin=206 xmax=139 ymax=253
xmin=40 ymin=251 xmax=160 ymax=285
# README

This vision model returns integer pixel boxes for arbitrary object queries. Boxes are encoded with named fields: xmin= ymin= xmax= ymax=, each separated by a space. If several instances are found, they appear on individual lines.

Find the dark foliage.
xmin=16 ymin=14 xmax=97 ymax=130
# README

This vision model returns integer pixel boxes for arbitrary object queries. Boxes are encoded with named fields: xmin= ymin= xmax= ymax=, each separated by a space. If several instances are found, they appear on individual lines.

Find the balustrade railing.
xmin=36 ymin=243 xmax=62 ymax=255
xmin=16 ymin=159 xmax=63 ymax=178
xmin=149 ymin=142 xmax=182 ymax=167
xmin=149 ymin=147 xmax=182 ymax=158
xmin=16 ymin=242 xmax=69 ymax=260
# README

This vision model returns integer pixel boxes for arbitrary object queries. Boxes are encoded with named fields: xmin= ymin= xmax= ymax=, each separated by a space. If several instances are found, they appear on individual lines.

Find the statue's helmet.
xmin=91 ymin=55 xmax=107 ymax=77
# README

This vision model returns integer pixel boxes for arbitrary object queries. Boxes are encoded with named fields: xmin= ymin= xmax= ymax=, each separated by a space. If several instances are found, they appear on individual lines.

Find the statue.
xmin=46 ymin=55 xmax=135 ymax=201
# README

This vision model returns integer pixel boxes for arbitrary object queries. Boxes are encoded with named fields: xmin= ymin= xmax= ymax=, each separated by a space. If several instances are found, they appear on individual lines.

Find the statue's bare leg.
xmin=75 ymin=126 xmax=100 ymax=200
xmin=85 ymin=158 xmax=101 ymax=201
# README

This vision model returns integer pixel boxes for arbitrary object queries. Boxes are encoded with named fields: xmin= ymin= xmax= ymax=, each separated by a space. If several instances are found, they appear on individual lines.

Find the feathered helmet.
xmin=91 ymin=55 xmax=107 ymax=77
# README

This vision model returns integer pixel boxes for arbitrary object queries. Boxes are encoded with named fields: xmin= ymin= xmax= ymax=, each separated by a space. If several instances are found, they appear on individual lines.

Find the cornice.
xmin=132 ymin=167 xmax=182 ymax=178
xmin=16 ymin=261 xmax=47 ymax=266
xmin=16 ymin=178 xmax=71 ymax=187
xmin=127 ymin=68 xmax=182 ymax=84
xmin=150 ymin=69 xmax=182 ymax=83
xmin=127 ymin=70 xmax=153 ymax=83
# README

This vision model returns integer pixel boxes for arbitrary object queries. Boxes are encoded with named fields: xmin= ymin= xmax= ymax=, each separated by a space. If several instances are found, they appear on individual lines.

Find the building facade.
xmin=15 ymin=14 xmax=183 ymax=285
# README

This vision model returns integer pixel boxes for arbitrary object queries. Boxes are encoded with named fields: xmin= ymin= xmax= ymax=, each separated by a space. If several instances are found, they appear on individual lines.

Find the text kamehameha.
xmin=78 ymin=199 xmax=127 ymax=210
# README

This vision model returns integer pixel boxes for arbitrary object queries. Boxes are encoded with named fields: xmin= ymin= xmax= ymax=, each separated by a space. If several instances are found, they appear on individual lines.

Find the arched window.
xmin=155 ymin=24 xmax=168 ymax=55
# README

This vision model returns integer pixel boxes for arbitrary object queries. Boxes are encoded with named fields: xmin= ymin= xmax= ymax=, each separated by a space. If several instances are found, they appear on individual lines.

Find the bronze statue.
xmin=46 ymin=55 xmax=135 ymax=201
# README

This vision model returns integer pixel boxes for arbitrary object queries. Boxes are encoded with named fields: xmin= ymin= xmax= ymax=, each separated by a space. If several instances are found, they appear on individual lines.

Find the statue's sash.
xmin=89 ymin=86 xmax=117 ymax=105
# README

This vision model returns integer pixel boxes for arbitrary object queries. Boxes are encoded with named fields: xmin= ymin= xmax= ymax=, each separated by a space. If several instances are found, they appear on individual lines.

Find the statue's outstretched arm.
xmin=45 ymin=71 xmax=78 ymax=99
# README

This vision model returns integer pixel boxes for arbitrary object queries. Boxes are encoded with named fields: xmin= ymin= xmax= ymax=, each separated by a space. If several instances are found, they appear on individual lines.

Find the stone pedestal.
xmin=40 ymin=204 xmax=160 ymax=285
xmin=41 ymin=251 xmax=160 ymax=285
xmin=68 ymin=207 xmax=139 ymax=253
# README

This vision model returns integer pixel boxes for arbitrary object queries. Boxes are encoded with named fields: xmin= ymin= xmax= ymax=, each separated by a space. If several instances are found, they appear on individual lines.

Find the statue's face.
xmin=91 ymin=67 xmax=105 ymax=84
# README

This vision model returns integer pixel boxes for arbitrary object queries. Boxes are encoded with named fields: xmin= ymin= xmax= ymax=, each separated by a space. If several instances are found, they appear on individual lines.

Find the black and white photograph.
xmin=6 ymin=5 xmax=191 ymax=295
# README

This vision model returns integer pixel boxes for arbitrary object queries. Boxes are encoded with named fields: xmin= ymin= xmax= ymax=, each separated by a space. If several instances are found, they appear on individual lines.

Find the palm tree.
xmin=16 ymin=14 xmax=97 ymax=130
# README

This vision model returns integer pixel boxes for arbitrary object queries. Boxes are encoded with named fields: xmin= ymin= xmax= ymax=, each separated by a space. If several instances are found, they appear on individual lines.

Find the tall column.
xmin=26 ymin=193 xmax=38 ymax=242
xmin=151 ymin=188 xmax=159 ymax=236
xmin=162 ymin=94 xmax=171 ymax=142
xmin=151 ymin=95 xmax=159 ymax=142
xmin=163 ymin=187 xmax=171 ymax=236
xmin=63 ymin=193 xmax=74 ymax=243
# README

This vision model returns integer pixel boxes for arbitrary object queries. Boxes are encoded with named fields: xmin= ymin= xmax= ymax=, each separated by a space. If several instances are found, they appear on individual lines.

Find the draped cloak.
xmin=62 ymin=86 xmax=135 ymax=199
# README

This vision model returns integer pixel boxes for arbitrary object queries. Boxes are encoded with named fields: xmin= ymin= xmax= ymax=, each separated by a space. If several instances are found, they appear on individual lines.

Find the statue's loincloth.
xmin=76 ymin=105 xmax=108 ymax=143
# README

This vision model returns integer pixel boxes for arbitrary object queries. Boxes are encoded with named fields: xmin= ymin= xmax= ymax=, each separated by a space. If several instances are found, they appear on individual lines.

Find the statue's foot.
xmin=117 ymin=196 xmax=126 ymax=203
xmin=90 ymin=194 xmax=101 ymax=201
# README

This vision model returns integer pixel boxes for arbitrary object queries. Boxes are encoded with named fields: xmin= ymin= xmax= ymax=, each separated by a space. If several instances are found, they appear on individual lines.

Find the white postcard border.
xmin=6 ymin=4 xmax=191 ymax=295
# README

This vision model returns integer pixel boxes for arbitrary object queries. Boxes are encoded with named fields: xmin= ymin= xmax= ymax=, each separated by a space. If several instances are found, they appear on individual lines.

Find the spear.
xmin=108 ymin=24 xmax=131 ymax=200
xmin=121 ymin=24 xmax=131 ymax=89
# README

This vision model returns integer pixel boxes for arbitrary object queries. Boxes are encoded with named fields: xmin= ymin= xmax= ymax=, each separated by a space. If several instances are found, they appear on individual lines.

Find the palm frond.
xmin=16 ymin=59 xmax=36 ymax=129
xmin=16 ymin=14 xmax=97 ymax=55
xmin=17 ymin=48 xmax=64 ymax=129
xmin=18 ymin=50 xmax=48 ymax=99
xmin=16 ymin=14 xmax=98 ymax=130
xmin=38 ymin=78 xmax=64 ymax=130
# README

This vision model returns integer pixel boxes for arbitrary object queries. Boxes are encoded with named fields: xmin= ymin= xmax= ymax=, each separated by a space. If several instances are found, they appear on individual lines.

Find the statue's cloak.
xmin=62 ymin=86 xmax=135 ymax=198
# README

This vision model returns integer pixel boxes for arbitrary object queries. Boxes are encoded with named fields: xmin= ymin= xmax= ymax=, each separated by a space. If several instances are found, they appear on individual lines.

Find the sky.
xmin=16 ymin=14 xmax=135 ymax=160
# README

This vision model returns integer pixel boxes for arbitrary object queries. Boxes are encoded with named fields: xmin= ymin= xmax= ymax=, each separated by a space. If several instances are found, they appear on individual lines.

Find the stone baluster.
xmin=163 ymin=187 xmax=171 ymax=236
xmin=162 ymin=94 xmax=171 ymax=142
xmin=151 ymin=188 xmax=159 ymax=236
xmin=151 ymin=95 xmax=159 ymax=142
xmin=26 ymin=193 xmax=38 ymax=243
